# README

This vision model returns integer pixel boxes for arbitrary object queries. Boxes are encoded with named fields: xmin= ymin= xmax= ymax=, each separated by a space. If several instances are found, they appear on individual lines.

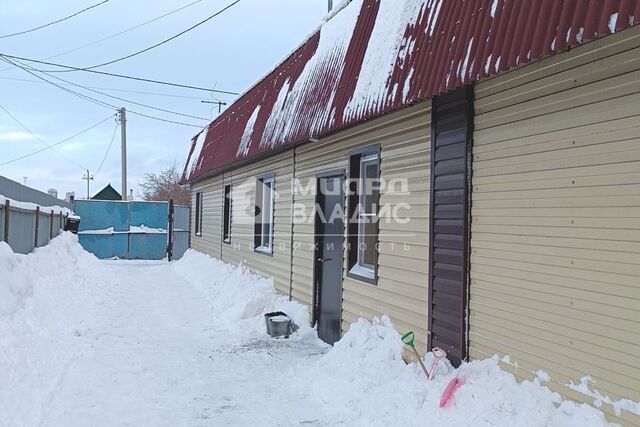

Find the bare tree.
xmin=139 ymin=164 xmax=189 ymax=206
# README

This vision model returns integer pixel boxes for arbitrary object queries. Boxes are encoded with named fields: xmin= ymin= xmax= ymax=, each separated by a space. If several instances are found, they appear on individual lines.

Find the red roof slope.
xmin=182 ymin=0 xmax=639 ymax=183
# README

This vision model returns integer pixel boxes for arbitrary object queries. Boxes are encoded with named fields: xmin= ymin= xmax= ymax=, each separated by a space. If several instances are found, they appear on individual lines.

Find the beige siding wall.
xmin=191 ymin=175 xmax=223 ymax=259
xmin=470 ymin=26 xmax=640 ymax=426
xmin=292 ymin=102 xmax=432 ymax=352
xmin=191 ymin=103 xmax=431 ymax=352
xmin=220 ymin=151 xmax=294 ymax=296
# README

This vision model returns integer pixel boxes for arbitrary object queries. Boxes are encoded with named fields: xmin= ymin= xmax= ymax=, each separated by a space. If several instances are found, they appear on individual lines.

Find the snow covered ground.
xmin=0 ymin=233 xmax=618 ymax=426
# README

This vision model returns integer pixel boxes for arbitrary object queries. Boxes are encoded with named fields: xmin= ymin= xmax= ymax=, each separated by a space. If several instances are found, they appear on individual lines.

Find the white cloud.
xmin=0 ymin=131 xmax=36 ymax=141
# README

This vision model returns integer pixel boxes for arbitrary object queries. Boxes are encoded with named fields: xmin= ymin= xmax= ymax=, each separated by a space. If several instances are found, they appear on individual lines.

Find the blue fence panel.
xmin=78 ymin=233 xmax=128 ymax=259
xmin=130 ymin=201 xmax=168 ymax=229
xmin=75 ymin=200 xmax=174 ymax=260
xmin=129 ymin=233 xmax=167 ymax=260
xmin=75 ymin=200 xmax=129 ymax=232
xmin=129 ymin=201 xmax=167 ymax=259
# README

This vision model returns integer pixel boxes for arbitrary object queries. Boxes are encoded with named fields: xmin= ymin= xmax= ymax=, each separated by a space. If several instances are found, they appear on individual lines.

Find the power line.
xmin=0 ymin=111 xmax=115 ymax=168
xmin=0 ymin=0 xmax=111 ymax=39
xmin=0 ymin=76 xmax=216 ymax=100
xmin=44 ymin=0 xmax=241 ymax=72
xmin=95 ymin=122 xmax=119 ymax=175
xmin=0 ymin=53 xmax=239 ymax=95
xmin=25 ymin=64 xmax=210 ymax=121
xmin=0 ymin=103 xmax=90 ymax=171
xmin=1 ymin=56 xmax=205 ymax=128
xmin=7 ymin=0 xmax=207 ymax=66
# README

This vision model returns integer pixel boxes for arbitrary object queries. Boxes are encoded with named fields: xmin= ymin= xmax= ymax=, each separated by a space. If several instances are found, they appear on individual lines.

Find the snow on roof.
xmin=182 ymin=0 xmax=640 ymax=183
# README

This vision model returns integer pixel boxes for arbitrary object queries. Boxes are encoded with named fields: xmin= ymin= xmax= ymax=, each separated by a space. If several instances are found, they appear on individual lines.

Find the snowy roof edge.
xmin=181 ymin=0 xmax=640 ymax=184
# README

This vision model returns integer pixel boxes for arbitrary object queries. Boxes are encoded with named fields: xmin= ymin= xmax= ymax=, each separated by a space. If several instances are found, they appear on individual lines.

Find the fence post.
xmin=3 ymin=200 xmax=9 ymax=243
xmin=50 ymin=210 xmax=54 ymax=239
xmin=34 ymin=206 xmax=40 ymax=248
xmin=167 ymin=199 xmax=174 ymax=262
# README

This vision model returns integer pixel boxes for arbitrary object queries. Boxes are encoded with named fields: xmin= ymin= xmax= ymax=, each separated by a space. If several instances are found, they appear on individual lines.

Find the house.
xmin=91 ymin=183 xmax=122 ymax=201
xmin=181 ymin=1 xmax=640 ymax=424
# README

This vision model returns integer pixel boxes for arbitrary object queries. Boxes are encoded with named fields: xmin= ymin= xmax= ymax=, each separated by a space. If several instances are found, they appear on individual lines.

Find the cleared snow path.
xmin=42 ymin=261 xmax=327 ymax=426
xmin=2 ymin=235 xmax=621 ymax=427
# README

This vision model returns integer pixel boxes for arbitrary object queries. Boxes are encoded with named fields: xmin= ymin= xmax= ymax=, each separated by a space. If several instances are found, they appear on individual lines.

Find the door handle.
xmin=317 ymin=257 xmax=333 ymax=263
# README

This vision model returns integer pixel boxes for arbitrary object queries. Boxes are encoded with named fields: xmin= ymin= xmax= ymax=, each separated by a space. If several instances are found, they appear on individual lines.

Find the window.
xmin=347 ymin=146 xmax=380 ymax=283
xmin=254 ymin=175 xmax=274 ymax=254
xmin=194 ymin=192 xmax=203 ymax=236
xmin=223 ymin=184 xmax=232 ymax=243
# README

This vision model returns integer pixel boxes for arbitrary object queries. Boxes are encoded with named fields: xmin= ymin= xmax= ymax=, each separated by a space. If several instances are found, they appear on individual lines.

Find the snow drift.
xmin=302 ymin=316 xmax=614 ymax=427
xmin=0 ymin=233 xmax=108 ymax=426
xmin=171 ymin=249 xmax=314 ymax=338
xmin=172 ymin=249 xmax=617 ymax=426
xmin=0 ymin=240 xmax=622 ymax=426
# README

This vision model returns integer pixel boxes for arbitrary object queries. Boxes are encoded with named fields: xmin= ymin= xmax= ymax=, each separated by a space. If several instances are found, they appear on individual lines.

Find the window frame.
xmin=254 ymin=173 xmax=275 ymax=255
xmin=223 ymin=184 xmax=232 ymax=244
xmin=194 ymin=191 xmax=203 ymax=237
xmin=346 ymin=145 xmax=380 ymax=285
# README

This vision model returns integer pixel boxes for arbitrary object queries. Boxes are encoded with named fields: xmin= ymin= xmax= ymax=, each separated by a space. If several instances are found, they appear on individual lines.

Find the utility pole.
xmin=82 ymin=169 xmax=94 ymax=199
xmin=119 ymin=107 xmax=127 ymax=201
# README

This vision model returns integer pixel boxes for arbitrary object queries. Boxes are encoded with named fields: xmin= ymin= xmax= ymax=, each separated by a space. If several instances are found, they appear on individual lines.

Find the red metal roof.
xmin=182 ymin=0 xmax=639 ymax=183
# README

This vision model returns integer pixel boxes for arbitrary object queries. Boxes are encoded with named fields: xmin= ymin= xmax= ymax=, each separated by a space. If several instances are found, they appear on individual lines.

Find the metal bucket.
xmin=269 ymin=316 xmax=292 ymax=338
xmin=264 ymin=311 xmax=298 ymax=338
xmin=264 ymin=311 xmax=287 ymax=335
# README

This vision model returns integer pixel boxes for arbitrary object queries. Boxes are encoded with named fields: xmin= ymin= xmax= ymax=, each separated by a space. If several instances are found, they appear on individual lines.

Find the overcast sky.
xmin=0 ymin=0 xmax=327 ymax=199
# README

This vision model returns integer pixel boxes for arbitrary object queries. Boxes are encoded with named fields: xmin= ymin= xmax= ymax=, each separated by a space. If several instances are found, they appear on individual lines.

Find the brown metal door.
xmin=428 ymin=87 xmax=473 ymax=367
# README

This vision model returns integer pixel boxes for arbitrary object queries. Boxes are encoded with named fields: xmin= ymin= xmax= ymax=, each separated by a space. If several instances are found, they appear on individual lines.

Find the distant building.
xmin=0 ymin=175 xmax=70 ymax=209
xmin=47 ymin=189 xmax=58 ymax=199
xmin=91 ymin=183 xmax=122 ymax=201
xmin=65 ymin=192 xmax=75 ymax=204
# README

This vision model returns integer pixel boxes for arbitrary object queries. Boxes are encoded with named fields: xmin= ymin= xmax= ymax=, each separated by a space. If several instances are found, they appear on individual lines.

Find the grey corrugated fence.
xmin=0 ymin=200 xmax=68 ymax=254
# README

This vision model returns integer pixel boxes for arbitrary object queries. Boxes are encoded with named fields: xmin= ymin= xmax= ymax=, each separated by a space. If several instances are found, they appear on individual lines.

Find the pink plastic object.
xmin=428 ymin=347 xmax=447 ymax=380
xmin=439 ymin=376 xmax=465 ymax=408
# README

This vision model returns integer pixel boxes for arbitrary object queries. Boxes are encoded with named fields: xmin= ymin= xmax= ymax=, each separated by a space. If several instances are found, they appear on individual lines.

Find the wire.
xmin=0 ymin=53 xmax=239 ymax=95
xmin=0 ymin=103 xmax=89 ymax=170
xmin=0 ymin=76 xmax=215 ymax=100
xmin=1 ymin=56 xmax=205 ymax=128
xmin=0 ymin=110 xmax=115 ymax=168
xmin=0 ymin=0 xmax=210 ymax=73
xmin=0 ymin=0 xmax=111 ymax=39
xmin=44 ymin=0 xmax=241 ymax=72
xmin=95 ymin=121 xmax=119 ymax=175
xmin=27 ymin=65 xmax=210 ymax=121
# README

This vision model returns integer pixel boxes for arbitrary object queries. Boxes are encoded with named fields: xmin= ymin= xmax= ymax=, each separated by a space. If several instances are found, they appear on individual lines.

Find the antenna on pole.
xmin=201 ymin=100 xmax=227 ymax=114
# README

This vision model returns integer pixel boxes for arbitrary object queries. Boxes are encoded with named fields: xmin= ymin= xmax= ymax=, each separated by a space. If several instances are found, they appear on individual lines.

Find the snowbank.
xmin=1 ymin=242 xmax=621 ymax=426
xmin=171 ymin=250 xmax=314 ymax=339
xmin=0 ymin=233 xmax=108 ymax=426
xmin=299 ymin=316 xmax=614 ymax=427
xmin=171 ymin=250 xmax=617 ymax=426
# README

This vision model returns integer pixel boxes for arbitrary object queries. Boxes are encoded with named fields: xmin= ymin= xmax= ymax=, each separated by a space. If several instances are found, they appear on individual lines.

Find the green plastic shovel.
xmin=402 ymin=331 xmax=430 ymax=380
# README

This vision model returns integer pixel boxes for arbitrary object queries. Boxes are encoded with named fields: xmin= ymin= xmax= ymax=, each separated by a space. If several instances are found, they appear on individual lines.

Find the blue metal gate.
xmin=75 ymin=200 xmax=177 ymax=260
